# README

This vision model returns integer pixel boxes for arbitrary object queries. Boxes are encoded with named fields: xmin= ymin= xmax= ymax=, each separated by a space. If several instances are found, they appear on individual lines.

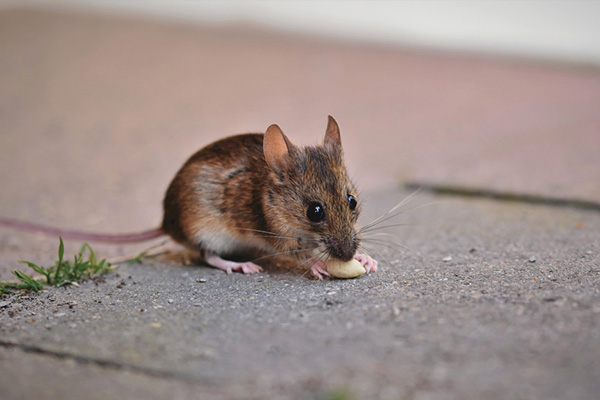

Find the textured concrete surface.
xmin=1 ymin=7 xmax=599 ymax=400
xmin=2 ymin=189 xmax=599 ymax=399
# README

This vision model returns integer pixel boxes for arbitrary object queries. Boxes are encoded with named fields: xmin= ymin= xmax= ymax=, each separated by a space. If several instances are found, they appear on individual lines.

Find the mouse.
xmin=0 ymin=116 xmax=377 ymax=279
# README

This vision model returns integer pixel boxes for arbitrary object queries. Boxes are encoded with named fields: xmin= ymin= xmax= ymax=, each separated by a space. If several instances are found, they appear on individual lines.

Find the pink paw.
xmin=354 ymin=253 xmax=378 ymax=273
xmin=309 ymin=259 xmax=330 ymax=280
xmin=229 ymin=262 xmax=263 ymax=275
xmin=205 ymin=253 xmax=263 ymax=275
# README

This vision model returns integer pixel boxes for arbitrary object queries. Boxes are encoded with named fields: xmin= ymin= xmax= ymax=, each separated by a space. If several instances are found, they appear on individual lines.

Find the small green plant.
xmin=0 ymin=237 xmax=112 ymax=295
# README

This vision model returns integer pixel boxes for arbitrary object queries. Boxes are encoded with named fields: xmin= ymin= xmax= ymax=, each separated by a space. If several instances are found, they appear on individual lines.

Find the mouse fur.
xmin=162 ymin=116 xmax=377 ymax=278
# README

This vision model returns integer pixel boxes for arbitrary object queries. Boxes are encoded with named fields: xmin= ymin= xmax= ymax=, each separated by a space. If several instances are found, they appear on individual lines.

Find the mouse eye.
xmin=306 ymin=202 xmax=326 ymax=223
xmin=348 ymin=195 xmax=357 ymax=210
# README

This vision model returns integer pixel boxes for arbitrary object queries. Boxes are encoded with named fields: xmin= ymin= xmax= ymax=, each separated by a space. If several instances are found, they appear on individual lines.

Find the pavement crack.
xmin=0 ymin=339 xmax=203 ymax=383
xmin=406 ymin=182 xmax=600 ymax=212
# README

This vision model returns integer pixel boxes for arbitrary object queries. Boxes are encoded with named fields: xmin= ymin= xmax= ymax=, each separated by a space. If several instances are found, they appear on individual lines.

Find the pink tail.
xmin=0 ymin=217 xmax=164 ymax=243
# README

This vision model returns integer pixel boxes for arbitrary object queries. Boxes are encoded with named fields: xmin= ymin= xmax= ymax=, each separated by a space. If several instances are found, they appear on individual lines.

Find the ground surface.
xmin=1 ymin=7 xmax=599 ymax=400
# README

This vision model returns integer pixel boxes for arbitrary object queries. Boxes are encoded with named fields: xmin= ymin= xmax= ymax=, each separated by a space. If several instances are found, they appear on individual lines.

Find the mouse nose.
xmin=326 ymin=236 xmax=358 ymax=262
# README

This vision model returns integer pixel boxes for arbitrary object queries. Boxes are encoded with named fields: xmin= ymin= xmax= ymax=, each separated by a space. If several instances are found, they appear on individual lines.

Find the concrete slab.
xmin=0 ymin=346 xmax=212 ymax=400
xmin=2 ymin=188 xmax=599 ymax=399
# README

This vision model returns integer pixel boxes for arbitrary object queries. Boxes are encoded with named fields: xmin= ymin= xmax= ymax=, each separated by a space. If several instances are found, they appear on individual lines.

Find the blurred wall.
xmin=2 ymin=0 xmax=600 ymax=65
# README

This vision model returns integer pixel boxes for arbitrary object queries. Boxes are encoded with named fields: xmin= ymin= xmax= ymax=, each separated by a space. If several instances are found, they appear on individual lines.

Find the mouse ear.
xmin=324 ymin=115 xmax=342 ymax=154
xmin=264 ymin=124 xmax=293 ymax=173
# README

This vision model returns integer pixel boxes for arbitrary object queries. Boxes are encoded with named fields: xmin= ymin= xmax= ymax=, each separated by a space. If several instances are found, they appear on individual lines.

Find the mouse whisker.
xmin=250 ymin=245 xmax=320 ymax=264
xmin=238 ymin=227 xmax=281 ymax=236
xmin=360 ymin=200 xmax=439 ymax=233
xmin=359 ymin=242 xmax=390 ymax=269
xmin=238 ymin=228 xmax=320 ymax=243
xmin=361 ymin=237 xmax=421 ymax=258
xmin=298 ymin=249 xmax=329 ymax=279
xmin=360 ymin=231 xmax=409 ymax=242
xmin=356 ymin=191 xmax=437 ymax=268
xmin=360 ymin=188 xmax=422 ymax=231
xmin=359 ymin=222 xmax=415 ymax=234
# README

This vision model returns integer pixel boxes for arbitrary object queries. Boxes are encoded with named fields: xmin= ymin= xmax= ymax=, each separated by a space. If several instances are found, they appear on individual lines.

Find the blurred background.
xmin=0 ymin=0 xmax=599 ymax=267
xmin=5 ymin=0 xmax=600 ymax=65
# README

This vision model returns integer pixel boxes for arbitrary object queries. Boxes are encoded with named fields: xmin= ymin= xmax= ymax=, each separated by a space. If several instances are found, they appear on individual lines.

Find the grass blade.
xmin=13 ymin=270 xmax=43 ymax=291
xmin=54 ymin=237 xmax=65 ymax=283
xmin=0 ymin=285 xmax=15 ymax=295
xmin=18 ymin=260 xmax=51 ymax=283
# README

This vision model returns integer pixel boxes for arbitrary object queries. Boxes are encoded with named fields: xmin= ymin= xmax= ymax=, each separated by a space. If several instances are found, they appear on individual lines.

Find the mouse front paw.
xmin=354 ymin=253 xmax=378 ymax=273
xmin=309 ymin=259 xmax=330 ymax=280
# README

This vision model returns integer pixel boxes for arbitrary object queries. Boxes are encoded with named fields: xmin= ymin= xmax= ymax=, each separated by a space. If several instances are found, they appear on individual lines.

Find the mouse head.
xmin=263 ymin=116 xmax=361 ymax=262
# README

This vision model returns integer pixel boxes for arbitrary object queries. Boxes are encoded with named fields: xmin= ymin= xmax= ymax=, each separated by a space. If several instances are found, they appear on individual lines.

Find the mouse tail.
xmin=0 ymin=217 xmax=165 ymax=243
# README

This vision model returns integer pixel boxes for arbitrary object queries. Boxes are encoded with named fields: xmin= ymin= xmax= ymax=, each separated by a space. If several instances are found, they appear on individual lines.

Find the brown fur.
xmin=162 ymin=116 xmax=361 ymax=265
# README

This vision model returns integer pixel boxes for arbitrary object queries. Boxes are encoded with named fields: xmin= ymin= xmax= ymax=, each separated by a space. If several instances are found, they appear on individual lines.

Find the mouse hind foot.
xmin=204 ymin=252 xmax=263 ymax=275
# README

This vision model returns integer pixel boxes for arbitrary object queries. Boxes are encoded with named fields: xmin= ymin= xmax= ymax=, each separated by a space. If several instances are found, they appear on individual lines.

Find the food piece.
xmin=326 ymin=259 xmax=366 ymax=279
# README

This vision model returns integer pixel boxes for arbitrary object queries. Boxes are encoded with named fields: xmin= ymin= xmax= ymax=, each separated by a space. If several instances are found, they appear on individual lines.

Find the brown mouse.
xmin=0 ymin=116 xmax=377 ymax=279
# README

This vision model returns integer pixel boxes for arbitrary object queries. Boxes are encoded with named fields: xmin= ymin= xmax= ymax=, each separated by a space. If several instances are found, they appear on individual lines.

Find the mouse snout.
xmin=325 ymin=235 xmax=358 ymax=262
